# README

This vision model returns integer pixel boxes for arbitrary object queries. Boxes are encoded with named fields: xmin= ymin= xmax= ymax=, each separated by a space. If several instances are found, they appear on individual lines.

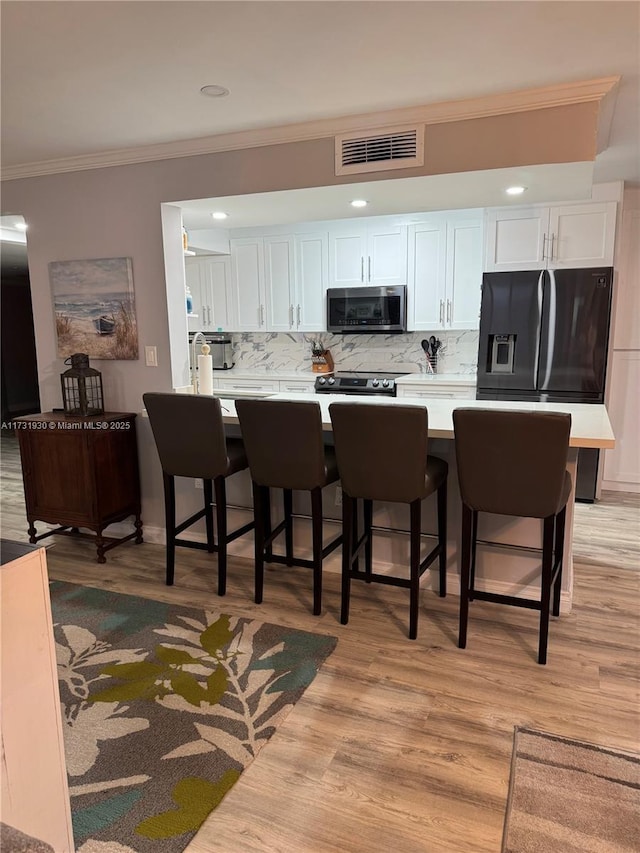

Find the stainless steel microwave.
xmin=326 ymin=285 xmax=407 ymax=334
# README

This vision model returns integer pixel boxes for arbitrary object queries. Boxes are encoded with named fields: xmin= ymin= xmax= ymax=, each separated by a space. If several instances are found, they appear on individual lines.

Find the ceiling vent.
xmin=335 ymin=124 xmax=424 ymax=176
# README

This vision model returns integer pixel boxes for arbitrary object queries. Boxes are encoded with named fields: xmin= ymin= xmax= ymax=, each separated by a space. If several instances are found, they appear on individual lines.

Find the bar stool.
xmin=453 ymin=408 xmax=572 ymax=665
xmin=234 ymin=398 xmax=342 ymax=616
xmin=143 ymin=393 xmax=254 ymax=593
xmin=329 ymin=402 xmax=448 ymax=640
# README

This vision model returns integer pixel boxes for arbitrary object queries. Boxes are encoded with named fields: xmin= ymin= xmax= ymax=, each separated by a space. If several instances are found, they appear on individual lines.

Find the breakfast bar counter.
xmin=218 ymin=393 xmax=615 ymax=612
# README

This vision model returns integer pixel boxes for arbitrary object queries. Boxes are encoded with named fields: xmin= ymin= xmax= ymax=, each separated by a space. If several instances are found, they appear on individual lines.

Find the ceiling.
xmin=1 ymin=1 xmax=639 ymax=246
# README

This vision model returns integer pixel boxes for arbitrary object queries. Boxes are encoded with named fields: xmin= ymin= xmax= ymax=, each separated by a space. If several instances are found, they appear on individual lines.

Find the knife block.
xmin=312 ymin=349 xmax=334 ymax=374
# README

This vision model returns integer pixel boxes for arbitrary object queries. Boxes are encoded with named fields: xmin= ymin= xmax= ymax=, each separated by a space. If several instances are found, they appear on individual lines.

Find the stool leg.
xmin=538 ymin=514 xmax=555 ymax=665
xmin=311 ymin=487 xmax=323 ymax=616
xmin=253 ymin=482 xmax=265 ymax=604
xmin=458 ymin=503 xmax=473 ymax=649
xmin=204 ymin=479 xmax=215 ymax=553
xmin=364 ymin=498 xmax=373 ymax=582
xmin=437 ymin=479 xmax=447 ymax=597
xmin=552 ymin=506 xmax=567 ymax=617
xmin=409 ymin=499 xmax=421 ymax=640
xmin=214 ymin=477 xmax=228 ymax=597
xmin=469 ymin=510 xmax=478 ymax=601
xmin=263 ymin=486 xmax=273 ymax=562
xmin=163 ymin=473 xmax=176 ymax=586
xmin=284 ymin=488 xmax=294 ymax=566
xmin=341 ymin=494 xmax=354 ymax=625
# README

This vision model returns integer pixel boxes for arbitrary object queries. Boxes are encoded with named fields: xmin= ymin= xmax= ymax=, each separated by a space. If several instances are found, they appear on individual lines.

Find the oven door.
xmin=327 ymin=286 xmax=406 ymax=333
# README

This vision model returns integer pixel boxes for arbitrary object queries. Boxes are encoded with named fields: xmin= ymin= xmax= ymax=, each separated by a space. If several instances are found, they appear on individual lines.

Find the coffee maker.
xmin=210 ymin=335 xmax=234 ymax=370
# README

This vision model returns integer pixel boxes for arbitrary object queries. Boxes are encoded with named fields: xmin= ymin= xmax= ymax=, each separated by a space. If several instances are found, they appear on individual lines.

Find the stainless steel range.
xmin=314 ymin=371 xmax=402 ymax=396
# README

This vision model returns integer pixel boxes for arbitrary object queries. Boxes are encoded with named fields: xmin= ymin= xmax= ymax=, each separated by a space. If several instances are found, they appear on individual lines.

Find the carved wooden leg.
xmin=27 ymin=522 xmax=37 ymax=543
xmin=134 ymin=515 xmax=143 ymax=544
xmin=95 ymin=531 xmax=107 ymax=564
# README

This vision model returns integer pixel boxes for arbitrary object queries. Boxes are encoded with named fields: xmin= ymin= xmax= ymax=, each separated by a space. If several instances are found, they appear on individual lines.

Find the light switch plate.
xmin=145 ymin=346 xmax=158 ymax=367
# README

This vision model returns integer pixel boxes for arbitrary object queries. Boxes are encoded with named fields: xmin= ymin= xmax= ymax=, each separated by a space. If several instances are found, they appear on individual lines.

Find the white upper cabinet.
xmin=230 ymin=237 xmax=266 ymax=331
xmin=549 ymin=202 xmax=617 ymax=268
xmin=484 ymin=201 xmax=616 ymax=272
xmin=409 ymin=213 xmax=482 ymax=331
xmin=185 ymin=255 xmax=233 ymax=332
xmin=484 ymin=207 xmax=547 ymax=271
xmin=446 ymin=217 xmax=483 ymax=329
xmin=295 ymin=232 xmax=328 ymax=331
xmin=329 ymin=221 xmax=407 ymax=287
xmin=407 ymin=219 xmax=447 ymax=329
xmin=264 ymin=235 xmax=296 ymax=332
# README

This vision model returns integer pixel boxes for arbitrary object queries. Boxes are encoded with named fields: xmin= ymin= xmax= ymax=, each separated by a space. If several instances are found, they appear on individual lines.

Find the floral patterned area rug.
xmin=51 ymin=581 xmax=337 ymax=852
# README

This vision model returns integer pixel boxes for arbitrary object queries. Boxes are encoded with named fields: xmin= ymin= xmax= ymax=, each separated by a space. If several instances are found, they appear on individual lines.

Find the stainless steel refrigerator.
xmin=476 ymin=267 xmax=613 ymax=502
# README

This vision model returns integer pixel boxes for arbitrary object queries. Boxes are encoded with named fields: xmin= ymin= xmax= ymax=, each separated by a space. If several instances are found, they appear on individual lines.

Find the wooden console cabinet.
xmin=15 ymin=412 xmax=143 ymax=562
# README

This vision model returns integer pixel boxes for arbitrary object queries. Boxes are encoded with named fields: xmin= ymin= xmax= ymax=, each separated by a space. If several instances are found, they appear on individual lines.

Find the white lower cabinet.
xmin=396 ymin=383 xmax=476 ymax=400
xmin=278 ymin=379 xmax=317 ymax=394
xmin=213 ymin=376 xmax=317 ymax=396
xmin=409 ymin=213 xmax=482 ymax=331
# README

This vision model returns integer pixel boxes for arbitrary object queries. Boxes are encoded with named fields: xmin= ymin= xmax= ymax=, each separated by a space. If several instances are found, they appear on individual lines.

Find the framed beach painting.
xmin=49 ymin=257 xmax=139 ymax=360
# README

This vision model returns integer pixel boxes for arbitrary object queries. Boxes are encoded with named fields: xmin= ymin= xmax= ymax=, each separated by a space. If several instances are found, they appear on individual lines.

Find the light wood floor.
xmin=1 ymin=433 xmax=638 ymax=852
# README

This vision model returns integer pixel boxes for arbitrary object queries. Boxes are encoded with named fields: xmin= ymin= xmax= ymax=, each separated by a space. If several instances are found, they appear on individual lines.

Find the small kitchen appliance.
xmin=189 ymin=332 xmax=234 ymax=370
xmin=326 ymin=285 xmax=407 ymax=334
xmin=314 ymin=371 xmax=403 ymax=396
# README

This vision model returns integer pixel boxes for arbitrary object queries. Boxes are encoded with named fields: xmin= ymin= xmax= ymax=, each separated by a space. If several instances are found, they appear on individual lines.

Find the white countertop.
xmin=220 ymin=392 xmax=615 ymax=450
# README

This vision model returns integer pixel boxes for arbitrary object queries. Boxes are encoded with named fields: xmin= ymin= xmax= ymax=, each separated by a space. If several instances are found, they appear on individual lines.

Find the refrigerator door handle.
xmin=532 ymin=271 xmax=544 ymax=388
xmin=540 ymin=270 xmax=556 ymax=391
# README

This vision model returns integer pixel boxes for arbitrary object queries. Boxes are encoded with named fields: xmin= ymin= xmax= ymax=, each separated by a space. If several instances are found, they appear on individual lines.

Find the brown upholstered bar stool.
xmin=143 ymin=393 xmax=254 ymax=593
xmin=234 ymin=398 xmax=342 ymax=616
xmin=329 ymin=402 xmax=448 ymax=640
xmin=453 ymin=408 xmax=572 ymax=665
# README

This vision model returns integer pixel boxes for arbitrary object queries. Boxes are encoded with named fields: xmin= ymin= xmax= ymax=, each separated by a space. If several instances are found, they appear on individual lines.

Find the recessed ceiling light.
xmin=350 ymin=199 xmax=368 ymax=208
xmin=200 ymin=85 xmax=230 ymax=98
xmin=506 ymin=186 xmax=527 ymax=195
xmin=211 ymin=211 xmax=228 ymax=220
xmin=14 ymin=221 xmax=27 ymax=231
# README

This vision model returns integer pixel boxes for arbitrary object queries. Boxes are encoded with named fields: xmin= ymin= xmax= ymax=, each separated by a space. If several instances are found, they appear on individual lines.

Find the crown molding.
xmin=1 ymin=76 xmax=620 ymax=181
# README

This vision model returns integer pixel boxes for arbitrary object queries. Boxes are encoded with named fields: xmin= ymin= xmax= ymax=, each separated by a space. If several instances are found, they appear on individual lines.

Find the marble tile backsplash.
xmin=232 ymin=331 xmax=479 ymax=374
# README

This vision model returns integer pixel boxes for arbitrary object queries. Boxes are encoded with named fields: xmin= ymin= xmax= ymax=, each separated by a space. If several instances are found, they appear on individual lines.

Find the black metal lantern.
xmin=61 ymin=353 xmax=104 ymax=416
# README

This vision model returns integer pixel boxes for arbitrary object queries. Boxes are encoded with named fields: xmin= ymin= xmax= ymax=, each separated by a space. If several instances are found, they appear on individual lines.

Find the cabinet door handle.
xmin=542 ymin=233 xmax=547 ymax=262
xmin=260 ymin=304 xmax=265 ymax=326
xmin=208 ymin=306 xmax=212 ymax=325
xmin=439 ymin=300 xmax=445 ymax=324
xmin=549 ymin=233 xmax=555 ymax=262
xmin=297 ymin=304 xmax=301 ymax=326
xmin=446 ymin=299 xmax=451 ymax=324
xmin=361 ymin=256 xmax=364 ymax=282
xmin=368 ymin=256 xmax=372 ymax=282
xmin=289 ymin=304 xmax=294 ymax=326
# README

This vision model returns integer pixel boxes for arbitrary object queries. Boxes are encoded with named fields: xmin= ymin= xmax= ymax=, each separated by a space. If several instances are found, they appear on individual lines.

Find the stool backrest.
xmin=329 ymin=402 xmax=429 ymax=503
xmin=143 ymin=392 xmax=230 ymax=479
xmin=235 ymin=399 xmax=328 ymax=490
xmin=453 ymin=408 xmax=571 ymax=518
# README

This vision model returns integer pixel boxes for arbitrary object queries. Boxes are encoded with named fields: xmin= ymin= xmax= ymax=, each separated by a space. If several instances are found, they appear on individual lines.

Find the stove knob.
xmin=372 ymin=378 xmax=379 ymax=387
xmin=328 ymin=376 xmax=336 ymax=385
xmin=382 ymin=379 xmax=390 ymax=388
xmin=318 ymin=377 xmax=326 ymax=385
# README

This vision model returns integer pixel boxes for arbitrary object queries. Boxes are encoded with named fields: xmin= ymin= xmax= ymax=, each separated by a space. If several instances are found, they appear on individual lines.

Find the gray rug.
xmin=502 ymin=727 xmax=640 ymax=852
xmin=51 ymin=581 xmax=337 ymax=852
